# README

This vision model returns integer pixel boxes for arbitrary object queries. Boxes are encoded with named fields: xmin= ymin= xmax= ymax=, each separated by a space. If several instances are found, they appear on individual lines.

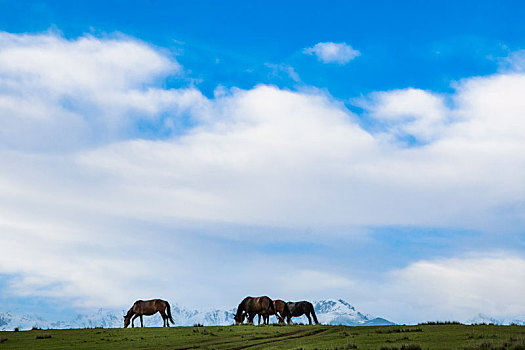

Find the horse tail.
xmin=282 ymin=302 xmax=290 ymax=319
xmin=165 ymin=301 xmax=175 ymax=324
xmin=309 ymin=302 xmax=319 ymax=324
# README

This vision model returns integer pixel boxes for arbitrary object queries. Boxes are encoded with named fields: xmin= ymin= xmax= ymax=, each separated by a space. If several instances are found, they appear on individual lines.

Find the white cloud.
xmin=0 ymin=31 xmax=192 ymax=151
xmin=1 ymin=31 xmax=525 ymax=319
xmin=72 ymin=77 xmax=525 ymax=230
xmin=303 ymin=42 xmax=360 ymax=64
xmin=356 ymin=88 xmax=449 ymax=142
xmin=373 ymin=254 xmax=525 ymax=323
xmin=499 ymin=49 xmax=525 ymax=73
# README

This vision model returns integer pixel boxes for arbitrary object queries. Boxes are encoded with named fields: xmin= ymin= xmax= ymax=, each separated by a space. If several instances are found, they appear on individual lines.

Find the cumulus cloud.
xmin=1 ymin=31 xmax=525 ymax=318
xmin=356 ymin=88 xmax=449 ymax=142
xmin=303 ymin=42 xmax=360 ymax=64
xmin=74 ymin=76 xmax=525 ymax=230
xmin=0 ymin=31 xmax=194 ymax=151
xmin=369 ymin=254 xmax=525 ymax=323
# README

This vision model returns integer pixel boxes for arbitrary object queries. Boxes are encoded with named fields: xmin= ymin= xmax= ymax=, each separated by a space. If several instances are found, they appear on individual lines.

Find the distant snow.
xmin=0 ymin=299 xmax=393 ymax=330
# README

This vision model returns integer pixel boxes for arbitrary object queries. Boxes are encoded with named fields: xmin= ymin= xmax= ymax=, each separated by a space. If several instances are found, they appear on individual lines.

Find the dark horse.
xmin=234 ymin=296 xmax=274 ymax=325
xmin=123 ymin=299 xmax=174 ymax=328
xmin=282 ymin=301 xmax=319 ymax=325
xmin=258 ymin=299 xmax=286 ymax=324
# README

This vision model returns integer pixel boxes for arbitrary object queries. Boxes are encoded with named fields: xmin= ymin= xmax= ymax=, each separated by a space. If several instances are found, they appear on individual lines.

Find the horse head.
xmin=233 ymin=313 xmax=242 ymax=325
xmin=235 ymin=310 xmax=249 ymax=325
xmin=123 ymin=315 xmax=131 ymax=328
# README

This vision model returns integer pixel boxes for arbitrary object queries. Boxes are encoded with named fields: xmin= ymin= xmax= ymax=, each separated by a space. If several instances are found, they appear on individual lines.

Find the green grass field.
xmin=1 ymin=324 xmax=525 ymax=349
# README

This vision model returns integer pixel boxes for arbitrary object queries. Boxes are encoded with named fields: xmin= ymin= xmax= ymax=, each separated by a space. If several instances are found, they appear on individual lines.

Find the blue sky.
xmin=3 ymin=1 xmax=522 ymax=96
xmin=1 ymin=0 xmax=525 ymax=324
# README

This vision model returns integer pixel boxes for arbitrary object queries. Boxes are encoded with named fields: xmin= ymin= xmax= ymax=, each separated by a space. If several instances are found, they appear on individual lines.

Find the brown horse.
xmin=234 ymin=296 xmax=274 ymax=325
xmin=123 ymin=299 xmax=174 ymax=328
xmin=282 ymin=301 xmax=319 ymax=325
xmin=258 ymin=299 xmax=286 ymax=324
xmin=273 ymin=299 xmax=287 ymax=324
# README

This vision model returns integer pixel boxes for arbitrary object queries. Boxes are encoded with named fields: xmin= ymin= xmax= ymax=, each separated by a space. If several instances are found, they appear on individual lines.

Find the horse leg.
xmin=258 ymin=314 xmax=261 ymax=325
xmin=140 ymin=315 xmax=144 ymax=327
xmin=131 ymin=314 xmax=139 ymax=328
xmin=160 ymin=310 xmax=168 ymax=327
xmin=306 ymin=313 xmax=312 ymax=325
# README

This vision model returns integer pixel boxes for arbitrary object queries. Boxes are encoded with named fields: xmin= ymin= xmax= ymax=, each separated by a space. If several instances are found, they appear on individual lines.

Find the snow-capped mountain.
xmin=0 ymin=309 xmax=125 ymax=330
xmin=467 ymin=314 xmax=525 ymax=325
xmin=0 ymin=299 xmax=391 ymax=330
xmin=312 ymin=299 xmax=394 ymax=326
xmin=0 ymin=312 xmax=51 ymax=330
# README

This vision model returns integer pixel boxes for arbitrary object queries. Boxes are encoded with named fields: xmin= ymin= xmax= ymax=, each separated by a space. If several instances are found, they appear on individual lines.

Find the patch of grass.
xmin=376 ymin=327 xmax=423 ymax=334
xmin=419 ymin=321 xmax=462 ymax=325
xmin=381 ymin=345 xmax=422 ymax=350
xmin=332 ymin=343 xmax=358 ymax=349
xmin=0 ymin=324 xmax=524 ymax=349
xmin=464 ymin=336 xmax=525 ymax=350
xmin=35 ymin=334 xmax=52 ymax=339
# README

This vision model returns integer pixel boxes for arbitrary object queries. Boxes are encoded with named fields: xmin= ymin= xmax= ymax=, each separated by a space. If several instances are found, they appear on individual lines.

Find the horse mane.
xmin=124 ymin=307 xmax=134 ymax=319
xmin=124 ymin=299 xmax=143 ymax=319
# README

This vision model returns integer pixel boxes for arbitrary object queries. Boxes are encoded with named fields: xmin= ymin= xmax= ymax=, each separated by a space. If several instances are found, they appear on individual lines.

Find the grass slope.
xmin=1 ymin=324 xmax=525 ymax=349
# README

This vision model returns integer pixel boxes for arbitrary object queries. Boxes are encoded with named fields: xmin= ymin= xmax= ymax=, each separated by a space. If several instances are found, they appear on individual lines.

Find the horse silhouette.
xmin=282 ymin=301 xmax=319 ymax=325
xmin=123 ymin=299 xmax=174 ymax=328
xmin=258 ymin=299 xmax=286 ymax=324
xmin=234 ymin=296 xmax=274 ymax=325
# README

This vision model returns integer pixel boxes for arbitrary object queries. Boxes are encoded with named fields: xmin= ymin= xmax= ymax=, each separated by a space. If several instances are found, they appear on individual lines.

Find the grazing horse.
xmin=234 ymin=296 xmax=274 ymax=325
xmin=258 ymin=299 xmax=286 ymax=324
xmin=123 ymin=299 xmax=174 ymax=328
xmin=282 ymin=301 xmax=319 ymax=325
xmin=273 ymin=299 xmax=287 ymax=324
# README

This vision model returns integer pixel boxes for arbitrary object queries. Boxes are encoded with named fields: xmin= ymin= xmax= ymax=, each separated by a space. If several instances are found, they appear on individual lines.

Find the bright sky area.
xmin=1 ymin=0 xmax=525 ymax=324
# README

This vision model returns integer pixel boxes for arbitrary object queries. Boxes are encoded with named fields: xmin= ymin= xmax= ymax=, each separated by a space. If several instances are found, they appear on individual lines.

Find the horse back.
xmin=273 ymin=299 xmax=286 ymax=314
xmin=287 ymin=301 xmax=312 ymax=317
xmin=258 ymin=296 xmax=273 ymax=312
xmin=133 ymin=299 xmax=166 ymax=316
xmin=246 ymin=296 xmax=273 ymax=313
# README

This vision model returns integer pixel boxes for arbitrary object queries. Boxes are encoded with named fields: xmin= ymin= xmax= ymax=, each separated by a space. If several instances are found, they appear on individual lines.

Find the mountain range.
xmin=467 ymin=314 xmax=525 ymax=326
xmin=0 ymin=299 xmax=393 ymax=330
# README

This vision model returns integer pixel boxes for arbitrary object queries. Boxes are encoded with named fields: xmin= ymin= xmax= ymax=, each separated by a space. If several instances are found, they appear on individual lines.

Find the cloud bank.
xmin=371 ymin=254 xmax=525 ymax=323
xmin=1 ymin=31 xmax=525 ymax=322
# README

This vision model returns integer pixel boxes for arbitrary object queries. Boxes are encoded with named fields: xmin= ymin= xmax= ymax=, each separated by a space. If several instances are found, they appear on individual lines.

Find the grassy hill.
xmin=1 ymin=324 xmax=525 ymax=349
